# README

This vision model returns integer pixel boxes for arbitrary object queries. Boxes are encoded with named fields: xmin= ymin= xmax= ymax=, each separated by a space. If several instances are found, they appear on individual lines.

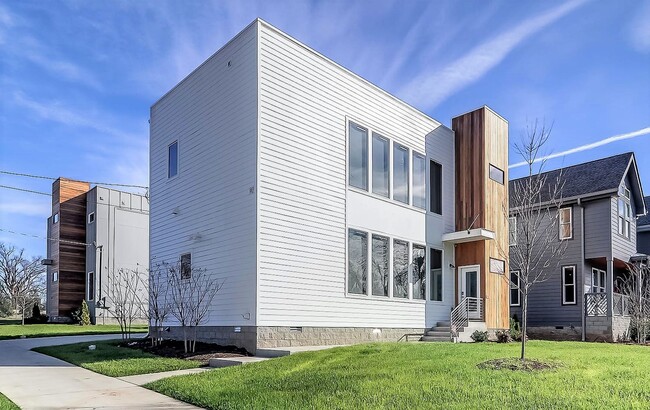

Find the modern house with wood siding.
xmin=149 ymin=19 xmax=510 ymax=353
xmin=45 ymin=178 xmax=149 ymax=323
xmin=509 ymin=153 xmax=646 ymax=342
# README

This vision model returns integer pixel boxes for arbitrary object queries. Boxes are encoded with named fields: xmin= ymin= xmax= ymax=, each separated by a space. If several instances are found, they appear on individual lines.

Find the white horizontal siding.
xmin=149 ymin=23 xmax=258 ymax=326
xmin=257 ymin=22 xmax=454 ymax=329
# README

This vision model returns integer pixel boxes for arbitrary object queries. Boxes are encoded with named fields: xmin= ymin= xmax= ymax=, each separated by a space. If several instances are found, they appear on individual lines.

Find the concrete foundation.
xmin=526 ymin=326 xmax=582 ymax=341
xmin=585 ymin=316 xmax=631 ymax=342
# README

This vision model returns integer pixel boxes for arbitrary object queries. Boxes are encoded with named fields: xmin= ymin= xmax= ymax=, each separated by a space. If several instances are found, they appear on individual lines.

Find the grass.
xmin=0 ymin=322 xmax=147 ymax=340
xmin=146 ymin=341 xmax=650 ymax=409
xmin=33 ymin=340 xmax=202 ymax=377
xmin=0 ymin=392 xmax=19 ymax=410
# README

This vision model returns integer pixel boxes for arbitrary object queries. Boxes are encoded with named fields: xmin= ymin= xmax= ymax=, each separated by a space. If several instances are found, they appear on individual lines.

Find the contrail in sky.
xmin=509 ymin=127 xmax=650 ymax=169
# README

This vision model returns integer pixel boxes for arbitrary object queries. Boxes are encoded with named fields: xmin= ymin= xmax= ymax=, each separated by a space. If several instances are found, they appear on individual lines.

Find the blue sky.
xmin=1 ymin=0 xmax=649 ymax=258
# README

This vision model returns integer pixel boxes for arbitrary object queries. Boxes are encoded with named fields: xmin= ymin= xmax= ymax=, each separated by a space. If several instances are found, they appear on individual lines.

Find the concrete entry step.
xmin=436 ymin=321 xmax=451 ymax=327
xmin=420 ymin=336 xmax=450 ymax=342
xmin=257 ymin=344 xmax=345 ymax=358
xmin=209 ymin=356 xmax=269 ymax=368
xmin=425 ymin=331 xmax=451 ymax=337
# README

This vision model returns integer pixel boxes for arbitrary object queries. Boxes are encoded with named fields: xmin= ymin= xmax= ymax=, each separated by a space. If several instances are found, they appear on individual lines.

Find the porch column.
xmin=606 ymin=258 xmax=614 ymax=317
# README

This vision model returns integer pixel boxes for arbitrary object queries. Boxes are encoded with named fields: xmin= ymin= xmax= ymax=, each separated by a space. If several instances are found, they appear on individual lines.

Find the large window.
xmin=509 ymin=216 xmax=517 ymax=246
xmin=430 ymin=248 xmax=442 ymax=301
xmin=412 ymin=244 xmax=426 ymax=299
xmin=413 ymin=153 xmax=426 ymax=209
xmin=393 ymin=240 xmax=409 ymax=298
xmin=168 ymin=141 xmax=178 ymax=178
xmin=489 ymin=164 xmax=504 ymax=184
xmin=430 ymin=161 xmax=442 ymax=214
xmin=180 ymin=253 xmax=192 ymax=279
xmin=87 ymin=272 xmax=95 ymax=301
xmin=372 ymin=235 xmax=389 ymax=296
xmin=348 ymin=229 xmax=368 ymax=294
xmin=592 ymin=268 xmax=606 ymax=293
xmin=510 ymin=271 xmax=520 ymax=306
xmin=559 ymin=207 xmax=572 ymax=240
xmin=393 ymin=143 xmax=409 ymax=204
xmin=372 ymin=133 xmax=390 ymax=197
xmin=348 ymin=122 xmax=368 ymax=190
xmin=562 ymin=266 xmax=576 ymax=304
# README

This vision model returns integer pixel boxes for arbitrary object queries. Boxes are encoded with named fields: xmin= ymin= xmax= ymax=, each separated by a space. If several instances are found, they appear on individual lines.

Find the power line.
xmin=0 ymin=170 xmax=148 ymax=190
xmin=0 ymin=228 xmax=91 ymax=246
xmin=0 ymin=184 xmax=51 ymax=196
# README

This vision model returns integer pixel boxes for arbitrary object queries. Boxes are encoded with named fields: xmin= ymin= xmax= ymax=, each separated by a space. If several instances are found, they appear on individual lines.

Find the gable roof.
xmin=509 ymin=152 xmax=646 ymax=215
xmin=638 ymin=196 xmax=650 ymax=227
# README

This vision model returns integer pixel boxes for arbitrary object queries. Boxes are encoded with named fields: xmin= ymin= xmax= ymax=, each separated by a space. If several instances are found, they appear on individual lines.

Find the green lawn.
xmin=0 ymin=392 xmax=19 ymax=410
xmin=0 ymin=322 xmax=147 ymax=340
xmin=146 ymin=341 xmax=650 ymax=409
xmin=33 ymin=340 xmax=201 ymax=377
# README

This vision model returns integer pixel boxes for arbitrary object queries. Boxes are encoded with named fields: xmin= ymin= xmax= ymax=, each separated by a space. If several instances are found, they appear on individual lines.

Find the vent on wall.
xmin=290 ymin=326 xmax=303 ymax=332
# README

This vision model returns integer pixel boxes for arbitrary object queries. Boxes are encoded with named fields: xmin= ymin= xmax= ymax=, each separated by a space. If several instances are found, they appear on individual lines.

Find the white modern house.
xmin=150 ymin=19 xmax=510 ymax=353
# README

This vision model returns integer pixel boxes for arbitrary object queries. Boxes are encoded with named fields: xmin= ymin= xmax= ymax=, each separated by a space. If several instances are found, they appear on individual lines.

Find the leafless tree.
xmin=618 ymin=262 xmax=650 ymax=343
xmin=503 ymin=121 xmax=567 ymax=360
xmin=107 ymin=267 xmax=148 ymax=339
xmin=167 ymin=260 xmax=222 ymax=353
xmin=148 ymin=262 xmax=172 ymax=346
xmin=0 ymin=243 xmax=45 ymax=324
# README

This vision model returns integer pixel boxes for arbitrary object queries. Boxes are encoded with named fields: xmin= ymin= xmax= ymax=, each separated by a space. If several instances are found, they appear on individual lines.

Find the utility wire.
xmin=0 ymin=228 xmax=92 ymax=246
xmin=0 ymin=170 xmax=148 ymax=190
xmin=0 ymin=184 xmax=51 ymax=196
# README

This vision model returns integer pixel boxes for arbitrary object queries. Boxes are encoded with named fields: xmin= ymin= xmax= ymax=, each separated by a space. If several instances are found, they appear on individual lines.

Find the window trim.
xmin=591 ymin=267 xmax=606 ymax=293
xmin=411 ymin=243 xmax=427 ymax=300
xmin=168 ymin=140 xmax=179 ymax=179
xmin=87 ymin=271 xmax=95 ymax=301
xmin=509 ymin=216 xmax=517 ymax=246
xmin=510 ymin=270 xmax=520 ymax=307
xmin=562 ymin=265 xmax=577 ymax=305
xmin=489 ymin=164 xmax=504 ymax=185
xmin=618 ymin=196 xmax=632 ymax=239
xmin=371 ymin=132 xmax=391 ymax=198
xmin=52 ymin=271 xmax=58 ymax=282
xmin=559 ymin=206 xmax=573 ymax=240
xmin=392 ymin=239 xmax=409 ymax=299
xmin=347 ymin=228 xmax=368 ymax=296
xmin=53 ymin=213 xmax=59 ymax=224
xmin=412 ymin=151 xmax=427 ymax=210
xmin=180 ymin=252 xmax=192 ymax=280
xmin=429 ymin=160 xmax=442 ymax=215
xmin=392 ymin=142 xmax=410 ymax=205
xmin=429 ymin=247 xmax=443 ymax=302
xmin=371 ymin=234 xmax=390 ymax=297
xmin=489 ymin=257 xmax=505 ymax=274
xmin=88 ymin=212 xmax=95 ymax=224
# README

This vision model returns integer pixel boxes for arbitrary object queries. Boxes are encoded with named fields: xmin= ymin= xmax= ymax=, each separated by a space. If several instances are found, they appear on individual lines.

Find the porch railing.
xmin=450 ymin=297 xmax=483 ymax=340
xmin=585 ymin=292 xmax=631 ymax=316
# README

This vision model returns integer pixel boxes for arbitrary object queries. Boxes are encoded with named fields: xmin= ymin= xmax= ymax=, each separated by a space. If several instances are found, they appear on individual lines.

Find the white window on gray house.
xmin=87 ymin=272 xmax=95 ymax=301
xmin=393 ymin=143 xmax=409 ymax=204
xmin=430 ymin=248 xmax=443 ymax=301
xmin=509 ymin=216 xmax=517 ymax=246
xmin=180 ymin=253 xmax=192 ymax=279
xmin=430 ymin=161 xmax=442 ymax=215
xmin=412 ymin=152 xmax=426 ymax=209
xmin=559 ymin=207 xmax=572 ymax=240
xmin=168 ymin=141 xmax=178 ymax=178
xmin=592 ymin=268 xmax=606 ymax=293
xmin=510 ymin=271 xmax=520 ymax=306
xmin=348 ymin=122 xmax=368 ymax=191
xmin=393 ymin=240 xmax=409 ymax=298
xmin=371 ymin=235 xmax=389 ymax=296
xmin=562 ymin=266 xmax=576 ymax=304
xmin=618 ymin=186 xmax=632 ymax=239
xmin=489 ymin=164 xmax=504 ymax=184
xmin=347 ymin=229 xmax=368 ymax=295
xmin=88 ymin=212 xmax=95 ymax=224
xmin=372 ymin=133 xmax=390 ymax=198
xmin=412 ymin=244 xmax=426 ymax=299
xmin=52 ymin=272 xmax=58 ymax=282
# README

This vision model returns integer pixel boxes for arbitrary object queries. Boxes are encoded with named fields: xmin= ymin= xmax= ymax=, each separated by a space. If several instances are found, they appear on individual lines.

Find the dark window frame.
xmin=510 ymin=270 xmax=520 ymax=306
xmin=489 ymin=164 xmax=504 ymax=184
xmin=180 ymin=253 xmax=192 ymax=280
xmin=168 ymin=141 xmax=179 ymax=179
xmin=430 ymin=160 xmax=442 ymax=215
xmin=562 ymin=265 xmax=577 ymax=305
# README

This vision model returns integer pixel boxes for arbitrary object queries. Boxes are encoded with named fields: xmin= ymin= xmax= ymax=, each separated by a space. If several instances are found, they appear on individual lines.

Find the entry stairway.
xmin=420 ymin=321 xmax=451 ymax=342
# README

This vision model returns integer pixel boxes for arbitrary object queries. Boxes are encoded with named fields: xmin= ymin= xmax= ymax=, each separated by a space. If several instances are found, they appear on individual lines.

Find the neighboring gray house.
xmin=636 ymin=196 xmax=650 ymax=255
xmin=509 ymin=153 xmax=646 ymax=342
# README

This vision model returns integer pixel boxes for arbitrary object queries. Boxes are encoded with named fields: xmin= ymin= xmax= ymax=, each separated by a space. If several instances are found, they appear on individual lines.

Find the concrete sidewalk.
xmin=0 ymin=334 xmax=200 ymax=409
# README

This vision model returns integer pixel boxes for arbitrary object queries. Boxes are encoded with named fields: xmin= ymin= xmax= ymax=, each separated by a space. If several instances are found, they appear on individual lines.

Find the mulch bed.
xmin=477 ymin=358 xmax=561 ymax=372
xmin=119 ymin=339 xmax=251 ymax=365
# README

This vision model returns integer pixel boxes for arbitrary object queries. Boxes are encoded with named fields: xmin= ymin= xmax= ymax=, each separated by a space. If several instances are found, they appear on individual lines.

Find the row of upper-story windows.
xmin=509 ymin=206 xmax=574 ymax=246
xmin=348 ymin=121 xmax=442 ymax=215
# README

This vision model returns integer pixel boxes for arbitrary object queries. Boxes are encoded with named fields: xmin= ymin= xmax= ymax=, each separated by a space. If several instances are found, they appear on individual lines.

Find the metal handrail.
xmin=450 ymin=297 xmax=483 ymax=341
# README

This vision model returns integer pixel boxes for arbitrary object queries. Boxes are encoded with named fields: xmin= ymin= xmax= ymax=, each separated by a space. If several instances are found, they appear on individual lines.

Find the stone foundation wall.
xmin=585 ymin=316 xmax=612 ymax=342
xmin=256 ymin=326 xmax=425 ymax=349
xmin=525 ymin=326 xmax=582 ymax=341
xmin=611 ymin=316 xmax=631 ymax=342
xmin=161 ymin=326 xmax=257 ymax=354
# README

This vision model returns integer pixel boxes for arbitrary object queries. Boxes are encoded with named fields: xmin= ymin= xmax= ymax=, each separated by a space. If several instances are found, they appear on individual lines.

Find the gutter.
xmin=577 ymin=198 xmax=586 ymax=342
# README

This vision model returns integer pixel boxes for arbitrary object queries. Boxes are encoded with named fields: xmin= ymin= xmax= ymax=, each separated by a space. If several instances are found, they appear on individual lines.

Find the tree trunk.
xmin=520 ymin=293 xmax=528 ymax=361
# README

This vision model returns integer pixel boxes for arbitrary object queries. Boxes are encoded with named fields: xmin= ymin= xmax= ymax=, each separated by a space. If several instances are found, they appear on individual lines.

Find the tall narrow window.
xmin=393 ymin=240 xmax=409 ymax=299
xmin=348 ymin=122 xmax=368 ymax=190
xmin=53 ymin=213 xmax=59 ymax=224
xmin=88 ymin=212 xmax=95 ymax=224
xmin=168 ymin=141 xmax=178 ymax=178
xmin=412 ymin=244 xmax=426 ymax=299
xmin=559 ymin=207 xmax=572 ymax=240
xmin=52 ymin=272 xmax=58 ymax=282
xmin=372 ymin=235 xmax=389 ymax=296
xmin=562 ymin=266 xmax=576 ymax=304
xmin=393 ymin=143 xmax=409 ymax=204
xmin=87 ymin=272 xmax=95 ymax=301
xmin=618 ymin=196 xmax=632 ymax=239
xmin=510 ymin=271 xmax=520 ymax=306
xmin=430 ymin=161 xmax=442 ymax=214
xmin=372 ymin=133 xmax=390 ymax=197
xmin=509 ymin=216 xmax=517 ymax=246
xmin=347 ymin=229 xmax=368 ymax=295
xmin=180 ymin=253 xmax=192 ymax=279
xmin=592 ymin=268 xmax=606 ymax=293
xmin=412 ymin=153 xmax=426 ymax=209
xmin=430 ymin=248 xmax=442 ymax=301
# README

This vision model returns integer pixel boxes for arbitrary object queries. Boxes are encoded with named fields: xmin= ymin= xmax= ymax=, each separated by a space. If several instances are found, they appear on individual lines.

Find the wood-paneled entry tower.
xmin=451 ymin=106 xmax=509 ymax=330
xmin=46 ymin=178 xmax=90 ymax=319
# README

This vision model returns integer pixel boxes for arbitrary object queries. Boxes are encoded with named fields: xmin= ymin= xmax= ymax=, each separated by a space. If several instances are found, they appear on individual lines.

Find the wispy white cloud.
xmin=628 ymin=1 xmax=650 ymax=53
xmin=397 ymin=0 xmax=588 ymax=110
xmin=0 ymin=201 xmax=50 ymax=218
xmin=509 ymin=127 xmax=650 ymax=169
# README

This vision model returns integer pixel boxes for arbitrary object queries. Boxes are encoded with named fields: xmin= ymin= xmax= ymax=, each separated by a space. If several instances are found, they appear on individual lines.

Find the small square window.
xmin=489 ymin=258 xmax=505 ymax=274
xmin=88 ymin=212 xmax=95 ymax=224
xmin=489 ymin=164 xmax=504 ymax=184
xmin=53 ymin=213 xmax=59 ymax=224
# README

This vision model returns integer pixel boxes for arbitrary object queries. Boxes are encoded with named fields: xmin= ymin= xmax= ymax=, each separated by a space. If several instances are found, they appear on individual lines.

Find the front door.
xmin=460 ymin=265 xmax=481 ymax=319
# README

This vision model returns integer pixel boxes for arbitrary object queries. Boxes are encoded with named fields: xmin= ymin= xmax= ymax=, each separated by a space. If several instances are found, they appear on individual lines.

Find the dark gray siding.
xmin=637 ymin=230 xmax=650 ymax=255
xmin=584 ymin=198 xmax=611 ymax=260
